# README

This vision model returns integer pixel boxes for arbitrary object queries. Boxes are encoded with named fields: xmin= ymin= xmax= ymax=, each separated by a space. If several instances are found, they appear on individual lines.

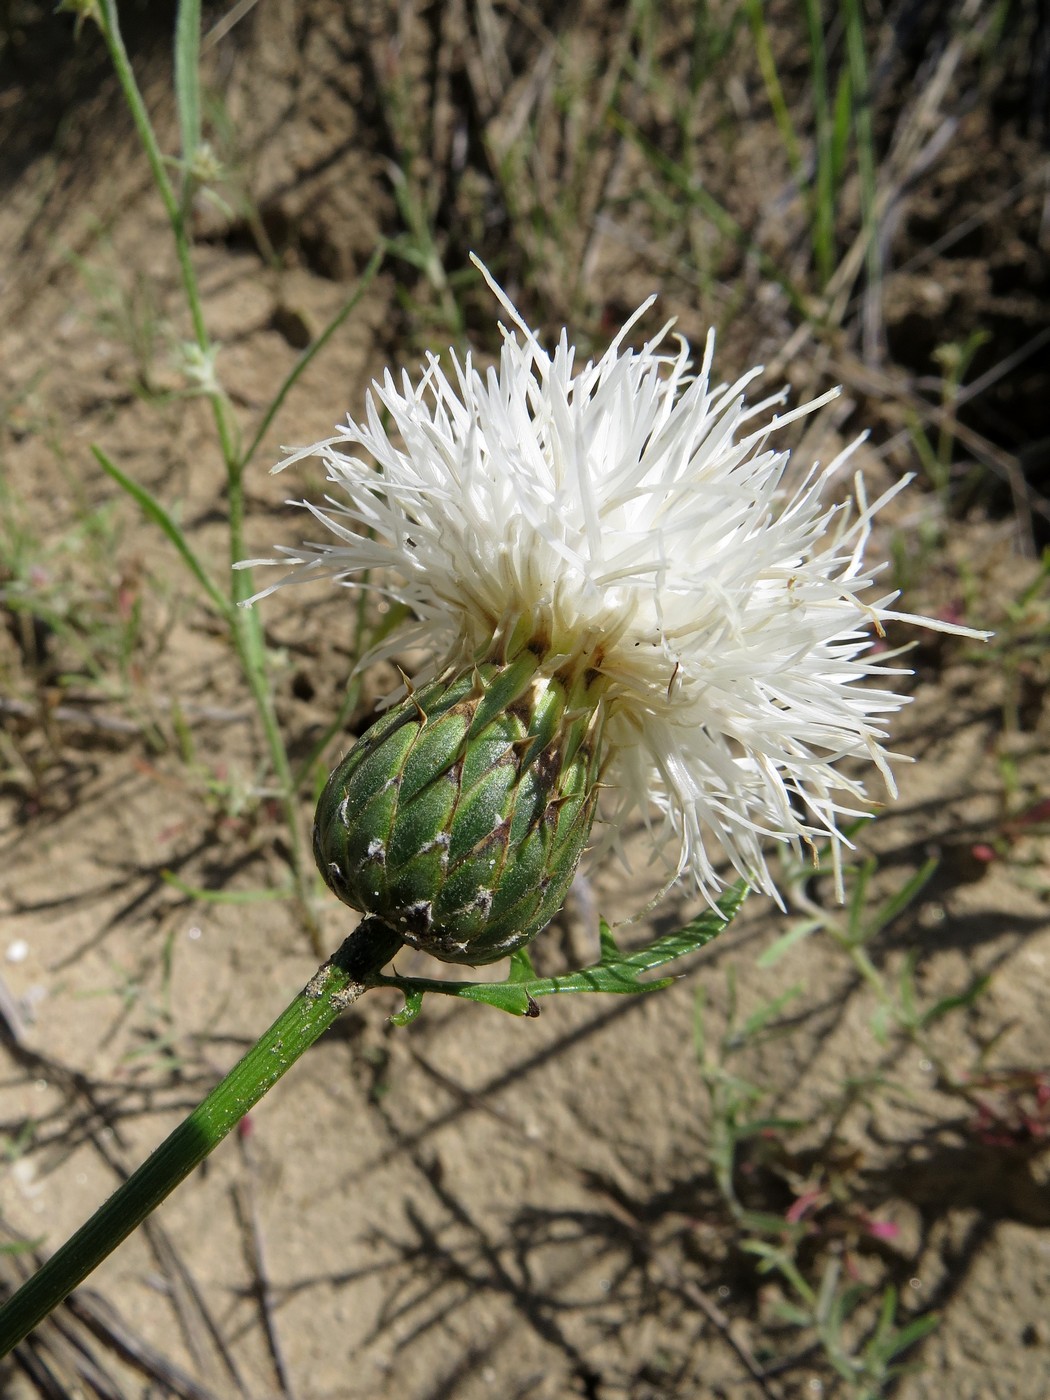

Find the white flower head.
xmin=245 ymin=258 xmax=984 ymax=907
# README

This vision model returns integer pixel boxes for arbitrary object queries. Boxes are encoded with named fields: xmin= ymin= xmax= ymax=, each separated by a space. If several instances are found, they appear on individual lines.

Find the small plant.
xmin=746 ymin=1250 xmax=939 ymax=1400
xmin=47 ymin=0 xmax=386 ymax=949
xmin=689 ymin=830 xmax=1024 ymax=1394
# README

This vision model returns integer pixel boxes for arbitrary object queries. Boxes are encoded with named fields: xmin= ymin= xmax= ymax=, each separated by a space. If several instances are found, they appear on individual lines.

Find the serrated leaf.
xmin=379 ymin=882 xmax=747 ymax=1020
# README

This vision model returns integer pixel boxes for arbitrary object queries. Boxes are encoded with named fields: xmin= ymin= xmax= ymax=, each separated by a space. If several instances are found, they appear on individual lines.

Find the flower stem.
xmin=0 ymin=919 xmax=402 ymax=1357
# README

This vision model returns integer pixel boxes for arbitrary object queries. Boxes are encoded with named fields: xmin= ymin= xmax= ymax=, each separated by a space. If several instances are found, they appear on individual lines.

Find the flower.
xmin=244 ymin=258 xmax=983 ymax=913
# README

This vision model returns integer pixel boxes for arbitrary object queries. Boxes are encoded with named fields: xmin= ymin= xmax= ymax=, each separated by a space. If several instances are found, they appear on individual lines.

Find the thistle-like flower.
xmin=245 ymin=260 xmax=982 ymax=959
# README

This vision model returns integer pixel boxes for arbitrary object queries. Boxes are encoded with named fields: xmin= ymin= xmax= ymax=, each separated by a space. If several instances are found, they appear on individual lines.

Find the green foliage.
xmin=745 ymin=1248 xmax=940 ymax=1399
xmin=92 ymin=445 xmax=230 ymax=620
xmin=689 ymin=833 xmax=1010 ymax=1394
xmin=58 ymin=0 xmax=387 ymax=946
xmin=173 ymin=0 xmax=202 ymax=180
xmin=383 ymin=882 xmax=747 ymax=1023
xmin=316 ymin=656 xmax=607 ymax=966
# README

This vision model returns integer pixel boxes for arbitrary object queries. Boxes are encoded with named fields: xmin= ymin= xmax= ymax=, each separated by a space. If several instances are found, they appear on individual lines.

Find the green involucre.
xmin=313 ymin=654 xmax=605 ymax=963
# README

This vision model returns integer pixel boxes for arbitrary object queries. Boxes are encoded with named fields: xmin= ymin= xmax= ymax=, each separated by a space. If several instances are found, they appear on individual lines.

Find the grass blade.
xmin=745 ymin=0 xmax=805 ymax=188
xmin=241 ymin=246 xmax=384 ymax=470
xmin=609 ymin=109 xmax=811 ymax=318
xmin=161 ymin=871 xmax=295 ymax=904
xmin=869 ymin=857 xmax=938 ymax=937
xmin=802 ymin=0 xmax=835 ymax=284
xmin=92 ymin=445 xmax=231 ymax=619
xmin=842 ymin=0 xmax=880 ymax=347
xmin=174 ymin=0 xmax=202 ymax=170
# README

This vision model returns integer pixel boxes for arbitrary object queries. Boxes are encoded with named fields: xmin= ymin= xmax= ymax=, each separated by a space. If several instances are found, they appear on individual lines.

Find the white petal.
xmin=246 ymin=261 xmax=988 ymax=901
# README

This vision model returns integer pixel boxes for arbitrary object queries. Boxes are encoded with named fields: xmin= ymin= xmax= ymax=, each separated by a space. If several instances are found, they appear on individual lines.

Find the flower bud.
xmin=313 ymin=652 xmax=605 ymax=964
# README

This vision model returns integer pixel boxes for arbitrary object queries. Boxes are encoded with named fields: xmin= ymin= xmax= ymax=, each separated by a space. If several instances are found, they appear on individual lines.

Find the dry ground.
xmin=1 ymin=2 xmax=1048 ymax=1397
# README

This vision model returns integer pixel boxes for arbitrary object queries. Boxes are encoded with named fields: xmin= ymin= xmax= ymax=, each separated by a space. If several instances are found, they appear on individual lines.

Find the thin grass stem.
xmin=97 ymin=0 xmax=325 ymax=941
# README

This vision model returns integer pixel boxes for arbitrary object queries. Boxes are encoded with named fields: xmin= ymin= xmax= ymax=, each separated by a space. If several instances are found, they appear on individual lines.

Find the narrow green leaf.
xmin=737 ymin=1206 xmax=809 ymax=1236
xmin=770 ymin=1300 xmax=813 ymax=1328
xmin=847 ymin=855 xmax=876 ymax=941
xmin=607 ymin=109 xmax=810 ymax=317
xmin=745 ymin=0 xmax=805 ymax=189
xmin=866 ymin=1283 xmax=899 ymax=1355
xmin=739 ymin=1239 xmax=782 ymax=1268
xmin=884 ymin=1312 xmax=939 ymax=1357
xmin=842 ymin=0 xmax=879 ymax=302
xmin=454 ymin=982 xmax=534 ymax=1015
xmin=919 ymin=975 xmax=991 ymax=1029
xmin=830 ymin=67 xmax=853 ymax=188
xmin=833 ymin=1281 xmax=868 ymax=1325
xmin=379 ymin=883 xmax=747 ymax=1019
xmin=92 ymin=445 xmax=231 ymax=618
xmin=815 ymin=1257 xmax=843 ymax=1326
xmin=1014 ymin=547 xmax=1050 ymax=609
xmin=741 ymin=1241 xmax=815 ymax=1304
xmin=174 ymin=0 xmax=202 ymax=168
xmin=738 ymin=984 xmax=801 ymax=1042
xmin=803 ymin=0 xmax=834 ymax=283
xmin=757 ymin=918 xmax=821 ymax=968
xmin=869 ymin=857 xmax=938 ymax=937
xmin=508 ymin=948 xmax=536 ymax=982
xmin=240 ymin=247 xmax=385 ymax=471
xmin=827 ymin=1352 xmax=862 ymax=1383
xmin=0 ymin=1239 xmax=44 ymax=1257
xmin=598 ymin=920 xmax=621 ymax=960
xmin=870 ymin=1001 xmax=893 ymax=1047
xmin=160 ymin=871 xmax=294 ymax=904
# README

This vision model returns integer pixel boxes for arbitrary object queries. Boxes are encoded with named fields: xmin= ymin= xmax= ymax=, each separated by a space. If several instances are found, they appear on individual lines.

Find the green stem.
xmin=0 ymin=919 xmax=402 ymax=1357
xmin=99 ymin=1 xmax=179 ymax=224
xmin=99 ymin=0 xmax=316 ymax=933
